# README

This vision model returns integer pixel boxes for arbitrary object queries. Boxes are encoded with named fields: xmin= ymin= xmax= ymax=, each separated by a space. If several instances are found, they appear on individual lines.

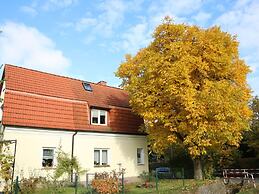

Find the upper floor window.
xmin=91 ymin=109 xmax=107 ymax=125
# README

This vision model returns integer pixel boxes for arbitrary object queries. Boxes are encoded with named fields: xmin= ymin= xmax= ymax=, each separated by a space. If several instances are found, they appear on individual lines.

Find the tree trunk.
xmin=193 ymin=158 xmax=203 ymax=180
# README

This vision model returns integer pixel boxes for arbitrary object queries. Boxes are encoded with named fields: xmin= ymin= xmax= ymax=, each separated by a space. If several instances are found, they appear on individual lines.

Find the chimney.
xmin=97 ymin=81 xmax=107 ymax=86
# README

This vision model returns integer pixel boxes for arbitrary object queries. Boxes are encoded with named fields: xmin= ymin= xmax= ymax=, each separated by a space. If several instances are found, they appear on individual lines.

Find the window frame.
xmin=82 ymin=82 xmax=93 ymax=92
xmin=137 ymin=148 xmax=145 ymax=165
xmin=91 ymin=109 xmax=108 ymax=126
xmin=42 ymin=147 xmax=55 ymax=168
xmin=94 ymin=148 xmax=109 ymax=167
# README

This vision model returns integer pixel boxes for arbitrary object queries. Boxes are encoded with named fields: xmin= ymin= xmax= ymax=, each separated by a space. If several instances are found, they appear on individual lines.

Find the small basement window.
xmin=91 ymin=109 xmax=107 ymax=125
xmin=42 ymin=148 xmax=55 ymax=167
xmin=82 ymin=82 xmax=92 ymax=92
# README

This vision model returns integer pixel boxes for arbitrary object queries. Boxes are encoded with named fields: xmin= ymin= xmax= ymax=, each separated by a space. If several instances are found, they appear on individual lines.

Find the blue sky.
xmin=0 ymin=0 xmax=259 ymax=96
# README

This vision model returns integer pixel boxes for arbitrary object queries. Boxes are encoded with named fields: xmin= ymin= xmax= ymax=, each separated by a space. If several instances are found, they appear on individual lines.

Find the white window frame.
xmin=91 ymin=109 xmax=108 ymax=126
xmin=42 ymin=147 xmax=55 ymax=168
xmin=137 ymin=148 xmax=144 ymax=165
xmin=94 ymin=148 xmax=109 ymax=166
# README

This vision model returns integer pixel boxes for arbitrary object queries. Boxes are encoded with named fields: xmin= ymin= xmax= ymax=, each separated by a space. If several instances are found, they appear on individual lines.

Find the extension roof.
xmin=1 ymin=64 xmax=143 ymax=134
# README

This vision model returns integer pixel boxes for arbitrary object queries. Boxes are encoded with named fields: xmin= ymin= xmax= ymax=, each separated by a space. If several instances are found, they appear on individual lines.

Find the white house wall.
xmin=3 ymin=126 xmax=148 ymax=181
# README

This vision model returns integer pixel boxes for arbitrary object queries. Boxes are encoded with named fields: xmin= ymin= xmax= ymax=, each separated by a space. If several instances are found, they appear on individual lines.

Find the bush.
xmin=0 ymin=143 xmax=14 ymax=193
xmin=18 ymin=174 xmax=71 ymax=194
xmin=91 ymin=171 xmax=122 ymax=194
xmin=139 ymin=171 xmax=155 ymax=182
xmin=19 ymin=177 xmax=45 ymax=194
xmin=54 ymin=147 xmax=85 ymax=180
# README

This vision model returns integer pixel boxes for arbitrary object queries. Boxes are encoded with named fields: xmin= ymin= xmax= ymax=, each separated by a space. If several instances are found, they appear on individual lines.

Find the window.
xmin=42 ymin=148 xmax=55 ymax=167
xmin=82 ymin=82 xmax=92 ymax=92
xmin=91 ymin=109 xmax=107 ymax=125
xmin=137 ymin=148 xmax=144 ymax=165
xmin=94 ymin=149 xmax=108 ymax=166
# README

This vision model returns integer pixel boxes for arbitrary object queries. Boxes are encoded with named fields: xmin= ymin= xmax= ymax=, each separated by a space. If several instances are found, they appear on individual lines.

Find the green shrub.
xmin=139 ymin=171 xmax=155 ymax=182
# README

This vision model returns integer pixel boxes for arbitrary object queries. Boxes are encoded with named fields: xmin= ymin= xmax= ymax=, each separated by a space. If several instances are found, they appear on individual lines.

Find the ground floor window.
xmin=137 ymin=148 xmax=144 ymax=165
xmin=42 ymin=148 xmax=55 ymax=167
xmin=94 ymin=148 xmax=108 ymax=166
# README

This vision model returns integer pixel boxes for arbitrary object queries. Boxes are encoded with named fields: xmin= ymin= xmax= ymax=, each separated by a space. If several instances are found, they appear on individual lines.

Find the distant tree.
xmin=245 ymin=96 xmax=259 ymax=156
xmin=116 ymin=17 xmax=252 ymax=179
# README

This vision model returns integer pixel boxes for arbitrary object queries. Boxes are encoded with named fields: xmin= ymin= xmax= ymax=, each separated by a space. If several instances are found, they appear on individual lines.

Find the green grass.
xmin=238 ymin=189 xmax=259 ymax=194
xmin=237 ymin=183 xmax=259 ymax=194
xmin=31 ymin=179 xmax=210 ymax=194
xmin=34 ymin=186 xmax=91 ymax=194
xmin=32 ymin=179 xmax=259 ymax=194
xmin=124 ymin=179 xmax=212 ymax=194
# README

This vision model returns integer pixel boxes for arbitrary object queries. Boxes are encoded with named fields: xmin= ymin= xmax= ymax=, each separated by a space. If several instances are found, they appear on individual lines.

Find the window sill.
xmin=41 ymin=167 xmax=56 ymax=170
xmin=94 ymin=165 xmax=110 ymax=168
xmin=137 ymin=163 xmax=145 ymax=166
xmin=91 ymin=123 xmax=107 ymax=126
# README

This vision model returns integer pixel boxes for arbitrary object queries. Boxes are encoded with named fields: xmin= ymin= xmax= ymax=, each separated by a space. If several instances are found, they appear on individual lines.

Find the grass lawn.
xmin=125 ymin=179 xmax=212 ymax=194
xmin=34 ymin=186 xmax=91 ymax=194
xmin=32 ymin=179 xmax=211 ymax=194
xmin=237 ymin=183 xmax=259 ymax=194
xmin=238 ymin=188 xmax=259 ymax=194
xmin=32 ymin=180 xmax=259 ymax=193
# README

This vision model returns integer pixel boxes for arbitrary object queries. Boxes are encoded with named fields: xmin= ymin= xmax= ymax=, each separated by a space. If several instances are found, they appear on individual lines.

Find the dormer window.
xmin=91 ymin=109 xmax=107 ymax=125
xmin=83 ymin=82 xmax=92 ymax=92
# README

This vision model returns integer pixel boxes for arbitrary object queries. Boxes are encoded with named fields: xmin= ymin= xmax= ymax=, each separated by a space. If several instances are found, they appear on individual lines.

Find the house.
xmin=0 ymin=64 xmax=148 ymax=183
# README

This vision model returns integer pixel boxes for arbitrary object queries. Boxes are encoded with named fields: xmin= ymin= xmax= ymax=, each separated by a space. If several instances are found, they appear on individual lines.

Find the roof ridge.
xmin=4 ymin=64 xmax=124 ymax=91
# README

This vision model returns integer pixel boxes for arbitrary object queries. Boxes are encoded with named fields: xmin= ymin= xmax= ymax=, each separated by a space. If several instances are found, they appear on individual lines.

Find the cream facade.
xmin=3 ymin=126 xmax=148 ymax=181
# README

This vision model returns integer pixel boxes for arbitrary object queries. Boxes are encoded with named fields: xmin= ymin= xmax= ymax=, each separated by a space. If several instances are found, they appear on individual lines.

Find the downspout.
xmin=11 ymin=139 xmax=17 ymax=193
xmin=71 ymin=131 xmax=77 ymax=182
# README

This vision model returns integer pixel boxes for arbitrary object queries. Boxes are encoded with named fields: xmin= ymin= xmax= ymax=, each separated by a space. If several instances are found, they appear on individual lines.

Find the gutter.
xmin=71 ymin=131 xmax=77 ymax=182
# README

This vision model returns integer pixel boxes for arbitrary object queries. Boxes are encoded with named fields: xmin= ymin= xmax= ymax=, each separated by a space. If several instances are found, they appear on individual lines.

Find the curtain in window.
xmin=43 ymin=149 xmax=54 ymax=159
xmin=94 ymin=150 xmax=100 ymax=165
xmin=91 ymin=109 xmax=99 ymax=123
xmin=102 ymin=150 xmax=108 ymax=165
xmin=100 ymin=110 xmax=106 ymax=124
xmin=137 ymin=148 xmax=144 ymax=164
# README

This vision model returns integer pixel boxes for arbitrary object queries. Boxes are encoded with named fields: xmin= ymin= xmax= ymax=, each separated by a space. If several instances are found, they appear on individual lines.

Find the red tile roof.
xmin=2 ymin=64 xmax=143 ymax=134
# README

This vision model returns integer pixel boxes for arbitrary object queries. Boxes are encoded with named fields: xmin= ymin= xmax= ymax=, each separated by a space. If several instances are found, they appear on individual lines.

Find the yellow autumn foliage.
xmin=116 ymin=18 xmax=252 ymax=159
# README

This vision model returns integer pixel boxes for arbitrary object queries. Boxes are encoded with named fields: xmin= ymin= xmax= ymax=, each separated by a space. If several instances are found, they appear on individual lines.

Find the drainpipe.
xmin=11 ymin=140 xmax=17 ymax=192
xmin=71 ymin=131 xmax=77 ymax=182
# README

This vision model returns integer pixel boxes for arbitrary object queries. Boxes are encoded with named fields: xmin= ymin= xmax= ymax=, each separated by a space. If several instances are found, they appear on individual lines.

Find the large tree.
xmin=116 ymin=18 xmax=252 ymax=179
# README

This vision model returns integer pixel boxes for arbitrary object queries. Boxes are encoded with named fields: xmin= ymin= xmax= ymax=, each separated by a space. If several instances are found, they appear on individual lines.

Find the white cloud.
xmin=113 ymin=21 xmax=152 ymax=54
xmin=0 ymin=22 xmax=70 ymax=74
xmin=193 ymin=11 xmax=211 ymax=25
xmin=214 ymin=0 xmax=259 ymax=95
xmin=20 ymin=0 xmax=78 ymax=15
xmin=75 ymin=18 xmax=97 ymax=32
xmin=75 ymin=0 xmax=126 ymax=37
xmin=148 ymin=0 xmax=204 ymax=24
xmin=111 ymin=0 xmax=205 ymax=54
xmin=75 ymin=0 xmax=145 ymax=40
xmin=248 ymin=76 xmax=259 ymax=96
xmin=43 ymin=0 xmax=78 ymax=11
xmin=20 ymin=5 xmax=38 ymax=16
